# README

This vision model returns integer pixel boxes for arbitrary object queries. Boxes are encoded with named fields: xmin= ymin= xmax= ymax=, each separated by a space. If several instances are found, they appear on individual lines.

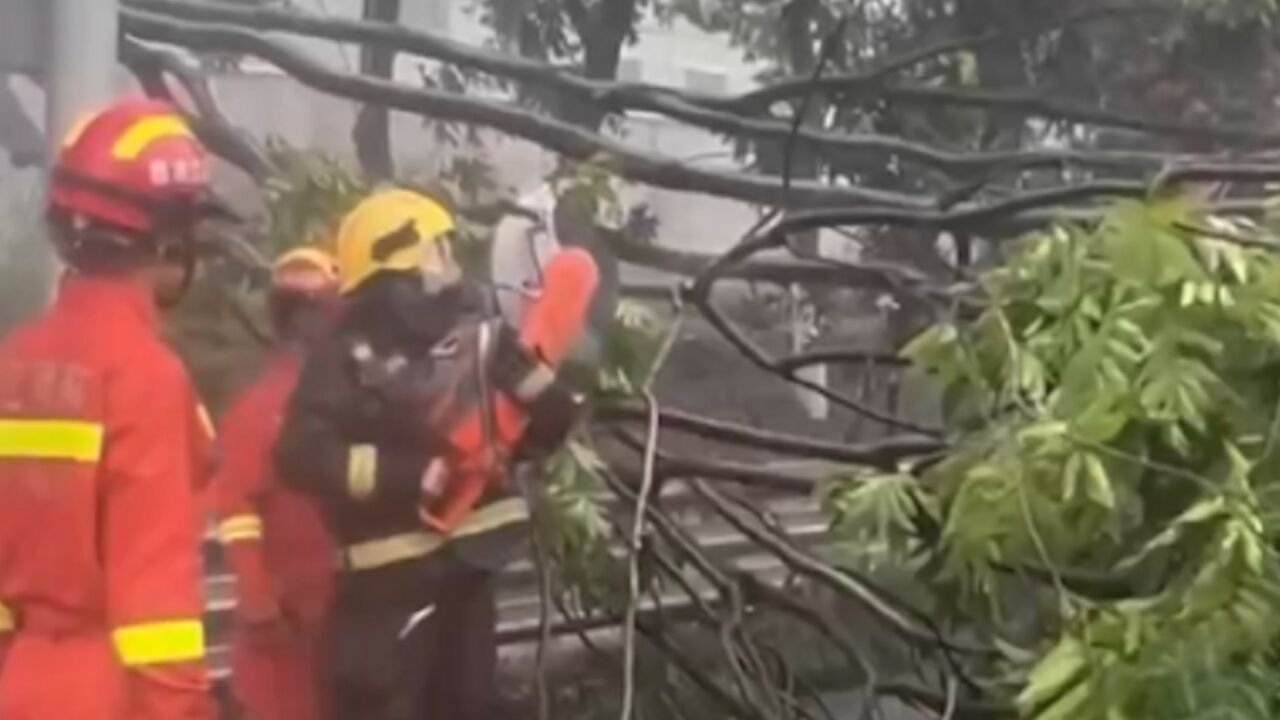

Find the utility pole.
xmin=42 ymin=0 xmax=119 ymax=299
xmin=46 ymin=0 xmax=119 ymax=158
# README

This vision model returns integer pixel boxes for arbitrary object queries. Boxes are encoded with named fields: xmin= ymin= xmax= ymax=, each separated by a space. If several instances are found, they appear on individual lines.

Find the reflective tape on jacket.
xmin=346 ymin=445 xmax=378 ymax=500
xmin=216 ymin=514 xmax=263 ymax=544
xmin=0 ymin=419 xmax=104 ymax=462
xmin=339 ymin=496 xmax=531 ymax=571
xmin=195 ymin=403 xmax=216 ymax=442
xmin=341 ymin=531 xmax=445 ymax=571
xmin=0 ymin=602 xmax=13 ymax=633
xmin=112 ymin=619 xmax=205 ymax=667
xmin=453 ymin=497 xmax=530 ymax=538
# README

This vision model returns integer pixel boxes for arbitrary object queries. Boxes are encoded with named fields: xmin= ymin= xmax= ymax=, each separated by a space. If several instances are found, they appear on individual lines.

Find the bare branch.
xmin=774 ymin=348 xmax=909 ymax=372
xmin=611 ymin=431 xmax=819 ymax=494
xmin=689 ymin=480 xmax=992 ymax=657
xmin=773 ymin=171 xmax=1280 ymax=241
xmin=697 ymin=294 xmax=942 ymax=434
xmin=122 ymin=0 xmax=1256 ymax=181
xmin=610 ymin=232 xmax=963 ymax=294
xmin=597 ymin=403 xmax=941 ymax=467
xmin=121 ymin=8 xmax=931 ymax=210
xmin=118 ymin=36 xmax=274 ymax=178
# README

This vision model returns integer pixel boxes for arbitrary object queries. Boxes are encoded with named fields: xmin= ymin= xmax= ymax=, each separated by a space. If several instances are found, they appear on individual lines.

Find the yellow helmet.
xmin=334 ymin=188 xmax=457 ymax=295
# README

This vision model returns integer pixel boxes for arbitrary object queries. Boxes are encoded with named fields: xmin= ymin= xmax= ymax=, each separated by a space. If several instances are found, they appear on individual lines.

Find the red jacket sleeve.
xmin=211 ymin=385 xmax=279 ymax=622
xmin=101 ymin=349 xmax=214 ymax=720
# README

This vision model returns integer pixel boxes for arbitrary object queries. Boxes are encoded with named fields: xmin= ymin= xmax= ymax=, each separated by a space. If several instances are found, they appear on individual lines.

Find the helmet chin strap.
xmin=165 ymin=250 xmax=196 ymax=308
xmin=154 ymin=241 xmax=197 ymax=309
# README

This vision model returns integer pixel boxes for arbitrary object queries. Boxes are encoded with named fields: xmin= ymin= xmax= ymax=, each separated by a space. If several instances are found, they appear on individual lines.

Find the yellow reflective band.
xmin=346 ymin=445 xmax=377 ymax=500
xmin=111 ymin=115 xmax=193 ymax=160
xmin=341 ymin=531 xmax=444 ymax=571
xmin=0 ymin=602 xmax=13 ymax=633
xmin=216 ymin=514 xmax=263 ymax=544
xmin=0 ymin=419 xmax=104 ymax=462
xmin=112 ymin=619 xmax=205 ymax=667
xmin=338 ymin=498 xmax=530 ymax=572
xmin=453 ymin=497 xmax=530 ymax=538
xmin=196 ymin=403 xmax=215 ymax=442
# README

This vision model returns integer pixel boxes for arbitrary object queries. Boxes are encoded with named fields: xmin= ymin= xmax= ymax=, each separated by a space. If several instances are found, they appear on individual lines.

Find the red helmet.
xmin=270 ymin=246 xmax=341 ymax=325
xmin=48 ymin=97 xmax=222 ymax=235
xmin=271 ymin=246 xmax=340 ymax=296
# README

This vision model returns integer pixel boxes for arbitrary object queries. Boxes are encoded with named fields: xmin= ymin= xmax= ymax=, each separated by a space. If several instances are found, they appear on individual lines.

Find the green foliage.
xmin=864 ymin=196 xmax=1280 ymax=719
xmin=260 ymin=138 xmax=369 ymax=257
xmin=589 ymin=298 xmax=667 ymax=397
xmin=536 ymin=440 xmax=629 ymax=615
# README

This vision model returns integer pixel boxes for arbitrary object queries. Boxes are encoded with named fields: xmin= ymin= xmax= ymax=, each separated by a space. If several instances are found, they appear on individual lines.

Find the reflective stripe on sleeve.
xmin=0 ymin=419 xmax=104 ymax=462
xmin=346 ymin=445 xmax=378 ymax=500
xmin=196 ymin=403 xmax=215 ymax=442
xmin=112 ymin=619 xmax=205 ymax=667
xmin=216 ymin=514 xmax=263 ymax=544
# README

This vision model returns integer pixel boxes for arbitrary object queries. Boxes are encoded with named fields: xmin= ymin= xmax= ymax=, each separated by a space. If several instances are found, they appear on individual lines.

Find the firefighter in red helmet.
xmin=0 ymin=97 xmax=229 ymax=720
xmin=213 ymin=247 xmax=340 ymax=720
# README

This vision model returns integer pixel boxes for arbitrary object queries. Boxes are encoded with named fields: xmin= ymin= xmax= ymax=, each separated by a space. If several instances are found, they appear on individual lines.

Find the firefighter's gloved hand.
xmin=519 ymin=384 xmax=583 ymax=459
xmin=489 ymin=322 xmax=582 ymax=456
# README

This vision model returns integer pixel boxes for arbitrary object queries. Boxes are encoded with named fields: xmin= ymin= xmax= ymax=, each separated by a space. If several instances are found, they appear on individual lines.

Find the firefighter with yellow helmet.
xmin=275 ymin=187 xmax=580 ymax=720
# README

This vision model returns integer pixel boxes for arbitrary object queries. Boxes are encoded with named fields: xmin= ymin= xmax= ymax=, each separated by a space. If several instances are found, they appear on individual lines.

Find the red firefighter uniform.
xmin=213 ymin=346 xmax=336 ymax=720
xmin=0 ymin=97 xmax=229 ymax=720
xmin=0 ymin=274 xmax=215 ymax=720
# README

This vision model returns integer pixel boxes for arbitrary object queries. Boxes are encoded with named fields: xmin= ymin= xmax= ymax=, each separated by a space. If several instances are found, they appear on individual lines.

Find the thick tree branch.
xmin=121 ymin=7 xmax=1280 ymax=228
xmin=611 ymin=431 xmax=819 ymax=494
xmin=774 ymin=348 xmax=909 ymax=372
xmin=121 ymin=0 xmax=1258 ymax=181
xmin=773 ymin=173 xmax=1280 ymax=238
xmin=121 ymin=8 xmax=929 ymax=210
xmin=118 ymin=36 xmax=275 ymax=178
xmin=689 ymin=480 xmax=991 ymax=657
xmin=598 ymin=403 xmax=941 ymax=467
xmin=610 ymin=232 xmax=967 ymax=295
xmin=691 ymin=293 xmax=944 ymax=434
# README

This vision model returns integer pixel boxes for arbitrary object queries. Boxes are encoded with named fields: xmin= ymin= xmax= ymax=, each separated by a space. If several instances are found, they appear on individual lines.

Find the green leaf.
xmin=1073 ymin=402 xmax=1129 ymax=443
xmin=1082 ymin=453 xmax=1116 ymax=510
xmin=1063 ymin=452 xmax=1083 ymax=502
xmin=1018 ymin=635 xmax=1089 ymax=716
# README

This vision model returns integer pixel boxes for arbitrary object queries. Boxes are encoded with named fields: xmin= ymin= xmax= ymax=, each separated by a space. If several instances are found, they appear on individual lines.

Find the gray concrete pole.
xmin=45 ymin=0 xmax=120 ymax=158
xmin=42 ymin=0 xmax=119 ymax=299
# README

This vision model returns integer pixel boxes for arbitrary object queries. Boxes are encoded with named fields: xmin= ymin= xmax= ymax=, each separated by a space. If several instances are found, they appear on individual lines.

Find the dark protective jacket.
xmin=275 ymin=270 xmax=577 ymax=577
xmin=274 ymin=274 xmax=496 ymax=550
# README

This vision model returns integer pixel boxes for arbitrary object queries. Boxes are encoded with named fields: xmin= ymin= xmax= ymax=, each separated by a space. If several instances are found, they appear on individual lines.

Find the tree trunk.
xmin=353 ymin=0 xmax=400 ymax=179
xmin=562 ymin=0 xmax=637 ymax=130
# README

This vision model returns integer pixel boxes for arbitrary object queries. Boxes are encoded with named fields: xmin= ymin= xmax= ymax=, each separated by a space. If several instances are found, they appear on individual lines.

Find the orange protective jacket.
xmin=0 ymin=274 xmax=215 ymax=719
xmin=212 ymin=348 xmax=335 ymax=629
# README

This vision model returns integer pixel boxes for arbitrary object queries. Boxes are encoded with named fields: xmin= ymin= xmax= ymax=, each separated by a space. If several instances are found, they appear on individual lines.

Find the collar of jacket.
xmin=55 ymin=272 xmax=158 ymax=329
xmin=341 ymin=272 xmax=477 ymax=356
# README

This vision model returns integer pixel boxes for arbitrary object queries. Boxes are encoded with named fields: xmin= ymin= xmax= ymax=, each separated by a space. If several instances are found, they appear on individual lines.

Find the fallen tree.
xmin=95 ymin=2 xmax=1280 ymax=718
